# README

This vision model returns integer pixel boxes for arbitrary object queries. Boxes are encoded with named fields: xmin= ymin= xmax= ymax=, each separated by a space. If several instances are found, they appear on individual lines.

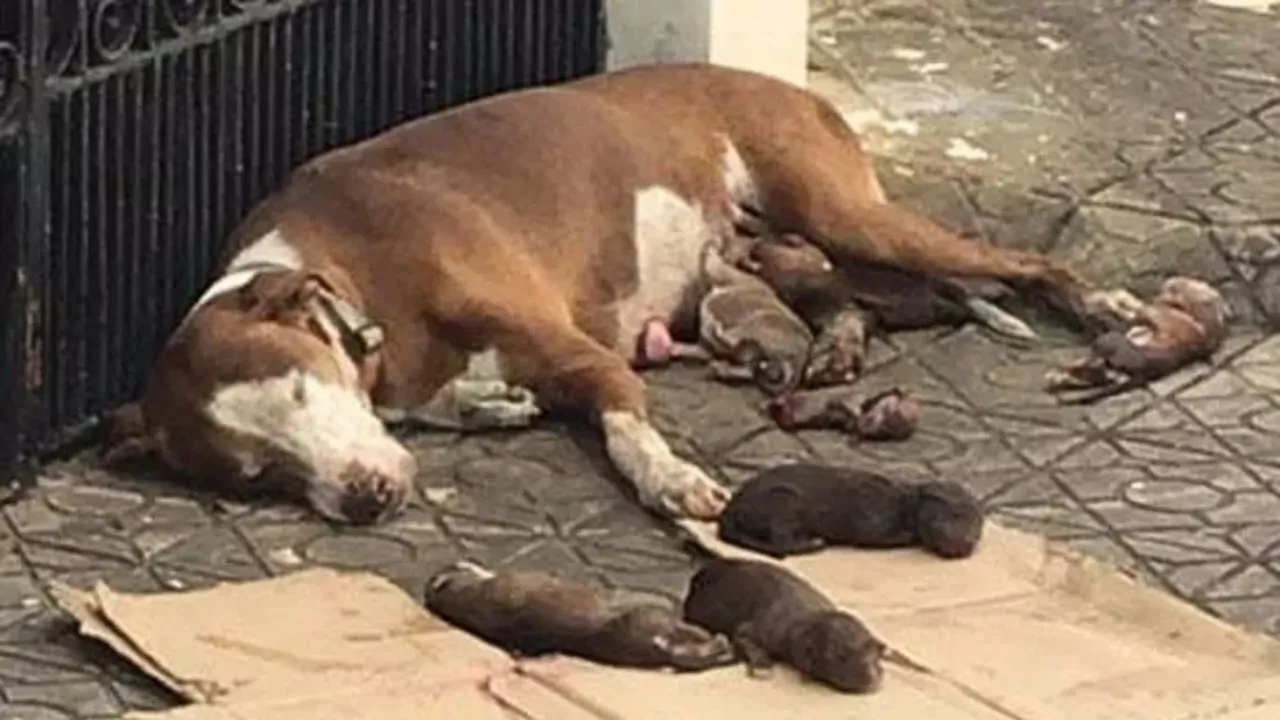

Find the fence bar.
xmin=0 ymin=0 xmax=607 ymax=474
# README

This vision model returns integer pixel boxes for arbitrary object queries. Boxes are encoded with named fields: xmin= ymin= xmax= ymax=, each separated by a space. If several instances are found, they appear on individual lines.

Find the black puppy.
xmin=682 ymin=558 xmax=886 ymax=694
xmin=717 ymin=464 xmax=983 ymax=559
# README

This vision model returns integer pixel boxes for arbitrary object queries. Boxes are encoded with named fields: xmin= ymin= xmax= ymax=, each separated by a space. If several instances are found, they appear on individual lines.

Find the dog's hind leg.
xmin=738 ymin=97 xmax=1091 ymax=317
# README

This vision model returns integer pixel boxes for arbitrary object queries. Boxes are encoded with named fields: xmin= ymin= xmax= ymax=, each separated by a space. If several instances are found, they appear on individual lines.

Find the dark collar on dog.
xmin=233 ymin=261 xmax=386 ymax=361
xmin=311 ymin=280 xmax=386 ymax=362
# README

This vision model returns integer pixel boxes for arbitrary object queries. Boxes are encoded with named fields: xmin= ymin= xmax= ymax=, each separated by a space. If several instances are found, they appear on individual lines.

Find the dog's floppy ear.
xmin=100 ymin=401 xmax=160 ymax=466
xmin=237 ymin=272 xmax=325 ymax=321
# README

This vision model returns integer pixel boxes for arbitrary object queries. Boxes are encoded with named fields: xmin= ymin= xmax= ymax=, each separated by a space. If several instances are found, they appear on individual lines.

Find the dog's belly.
xmin=611 ymin=185 xmax=719 ymax=359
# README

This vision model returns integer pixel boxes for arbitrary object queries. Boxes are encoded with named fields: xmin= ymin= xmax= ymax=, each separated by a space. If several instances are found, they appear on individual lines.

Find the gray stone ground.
xmin=4 ymin=1 xmax=1280 ymax=716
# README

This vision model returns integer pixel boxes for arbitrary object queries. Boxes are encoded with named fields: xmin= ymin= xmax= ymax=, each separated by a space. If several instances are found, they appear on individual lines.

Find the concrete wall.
xmin=604 ymin=0 xmax=809 ymax=88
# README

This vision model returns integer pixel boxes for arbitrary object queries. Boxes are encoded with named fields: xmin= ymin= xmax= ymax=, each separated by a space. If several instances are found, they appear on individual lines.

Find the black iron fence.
xmin=0 ymin=0 xmax=606 ymax=480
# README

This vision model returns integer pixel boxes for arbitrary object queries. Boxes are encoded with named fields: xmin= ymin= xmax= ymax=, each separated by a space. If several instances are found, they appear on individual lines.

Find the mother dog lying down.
xmin=103 ymin=63 xmax=1085 ymax=525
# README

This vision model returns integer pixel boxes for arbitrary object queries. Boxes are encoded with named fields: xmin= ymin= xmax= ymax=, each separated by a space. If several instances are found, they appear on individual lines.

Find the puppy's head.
xmin=748 ymin=233 xmax=835 ymax=285
xmin=788 ymin=611 xmax=885 ymax=694
xmin=914 ymin=481 xmax=984 ymax=559
xmin=731 ymin=340 xmax=803 ymax=397
xmin=855 ymin=388 xmax=920 ymax=441
xmin=1156 ymin=277 xmax=1229 ymax=331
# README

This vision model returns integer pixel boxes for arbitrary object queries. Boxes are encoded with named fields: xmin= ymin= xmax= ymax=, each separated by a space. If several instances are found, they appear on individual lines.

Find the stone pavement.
xmin=3 ymin=0 xmax=1280 ymax=716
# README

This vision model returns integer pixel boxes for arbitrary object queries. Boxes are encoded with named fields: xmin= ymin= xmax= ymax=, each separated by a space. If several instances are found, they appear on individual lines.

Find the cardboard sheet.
xmin=47 ymin=525 xmax=1280 ymax=720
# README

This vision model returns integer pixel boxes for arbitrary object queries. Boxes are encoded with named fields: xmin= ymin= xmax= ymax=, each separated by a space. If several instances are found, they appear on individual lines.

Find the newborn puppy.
xmin=768 ymin=386 xmax=920 ymax=441
xmin=425 ymin=562 xmax=737 ymax=672
xmin=740 ymin=233 xmax=871 ymax=387
xmin=682 ymin=558 xmax=886 ymax=694
xmin=717 ymin=464 xmax=983 ymax=559
xmin=740 ymin=231 xmax=1036 ymax=345
xmin=1049 ymin=277 xmax=1228 ymax=404
xmin=633 ymin=248 xmax=816 ymax=396
xmin=695 ymin=272 xmax=816 ymax=395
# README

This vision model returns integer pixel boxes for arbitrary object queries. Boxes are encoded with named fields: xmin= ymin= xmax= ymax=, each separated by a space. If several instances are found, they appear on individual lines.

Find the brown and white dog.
xmin=104 ymin=63 xmax=1085 ymax=525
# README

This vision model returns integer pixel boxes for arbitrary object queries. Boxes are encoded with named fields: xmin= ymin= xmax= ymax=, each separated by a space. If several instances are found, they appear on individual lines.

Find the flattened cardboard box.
xmin=49 ymin=524 xmax=1280 ymax=720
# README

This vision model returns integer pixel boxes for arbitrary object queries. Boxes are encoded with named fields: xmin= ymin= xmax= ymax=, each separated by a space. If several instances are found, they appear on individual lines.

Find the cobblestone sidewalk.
xmin=3 ymin=1 xmax=1280 ymax=717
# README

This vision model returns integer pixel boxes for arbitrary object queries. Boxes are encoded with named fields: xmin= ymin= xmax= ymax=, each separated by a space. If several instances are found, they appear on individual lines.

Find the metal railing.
xmin=0 ymin=0 xmax=606 ymax=480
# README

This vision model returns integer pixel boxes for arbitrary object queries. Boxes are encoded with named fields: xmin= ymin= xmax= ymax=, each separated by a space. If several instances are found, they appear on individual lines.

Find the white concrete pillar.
xmin=604 ymin=0 xmax=810 ymax=88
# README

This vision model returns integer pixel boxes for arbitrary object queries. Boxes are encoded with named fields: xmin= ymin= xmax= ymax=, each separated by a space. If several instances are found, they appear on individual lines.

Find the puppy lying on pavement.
xmin=716 ymin=463 xmax=984 ymax=560
xmin=1047 ymin=276 xmax=1229 ymax=404
xmin=733 ymin=228 xmax=1039 ymax=374
xmin=767 ymin=386 xmax=920 ymax=441
xmin=729 ymin=231 xmax=870 ymax=387
xmin=682 ymin=558 xmax=900 ymax=694
xmin=424 ymin=562 xmax=737 ymax=672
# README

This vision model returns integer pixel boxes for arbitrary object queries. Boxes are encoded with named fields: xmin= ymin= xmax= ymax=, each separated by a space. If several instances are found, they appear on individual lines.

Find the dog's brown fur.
xmin=105 ymin=63 xmax=1088 ymax=525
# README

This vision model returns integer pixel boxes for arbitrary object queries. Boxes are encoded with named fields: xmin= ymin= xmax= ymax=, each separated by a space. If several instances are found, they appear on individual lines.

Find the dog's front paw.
xmin=644 ymin=456 xmax=730 ymax=520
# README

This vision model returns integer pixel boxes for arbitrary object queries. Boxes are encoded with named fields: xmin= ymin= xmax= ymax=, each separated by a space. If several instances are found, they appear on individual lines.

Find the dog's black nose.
xmin=337 ymin=466 xmax=407 ymax=525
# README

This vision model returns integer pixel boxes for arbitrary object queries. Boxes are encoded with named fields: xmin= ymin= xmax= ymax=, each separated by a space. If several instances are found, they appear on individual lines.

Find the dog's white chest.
xmin=614 ymin=185 xmax=718 ymax=354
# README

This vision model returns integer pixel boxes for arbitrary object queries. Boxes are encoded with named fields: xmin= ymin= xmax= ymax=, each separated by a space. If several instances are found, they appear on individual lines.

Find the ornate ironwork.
xmin=0 ymin=42 xmax=22 ymax=136
xmin=158 ymin=0 xmax=212 ymax=37
xmin=89 ymin=0 xmax=142 ymax=64
xmin=45 ymin=0 xmax=82 ymax=77
xmin=0 ymin=0 xmax=607 ymax=470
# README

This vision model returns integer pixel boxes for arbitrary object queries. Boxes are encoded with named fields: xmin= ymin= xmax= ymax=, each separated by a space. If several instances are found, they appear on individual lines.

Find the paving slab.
xmin=3 ymin=0 xmax=1280 ymax=716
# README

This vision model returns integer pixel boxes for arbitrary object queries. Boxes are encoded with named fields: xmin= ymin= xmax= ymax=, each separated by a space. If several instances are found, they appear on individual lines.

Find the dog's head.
xmin=104 ymin=268 xmax=415 ymax=525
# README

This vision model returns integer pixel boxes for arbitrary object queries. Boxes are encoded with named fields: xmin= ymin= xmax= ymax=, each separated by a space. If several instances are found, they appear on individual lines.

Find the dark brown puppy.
xmin=425 ymin=562 xmax=737 ymax=672
xmin=768 ymin=386 xmax=920 ymax=441
xmin=682 ymin=558 xmax=885 ymax=694
xmin=1049 ymin=277 xmax=1228 ymax=404
xmin=740 ymin=230 xmax=1036 ymax=344
xmin=739 ymin=232 xmax=870 ymax=387
xmin=717 ymin=464 xmax=983 ymax=560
